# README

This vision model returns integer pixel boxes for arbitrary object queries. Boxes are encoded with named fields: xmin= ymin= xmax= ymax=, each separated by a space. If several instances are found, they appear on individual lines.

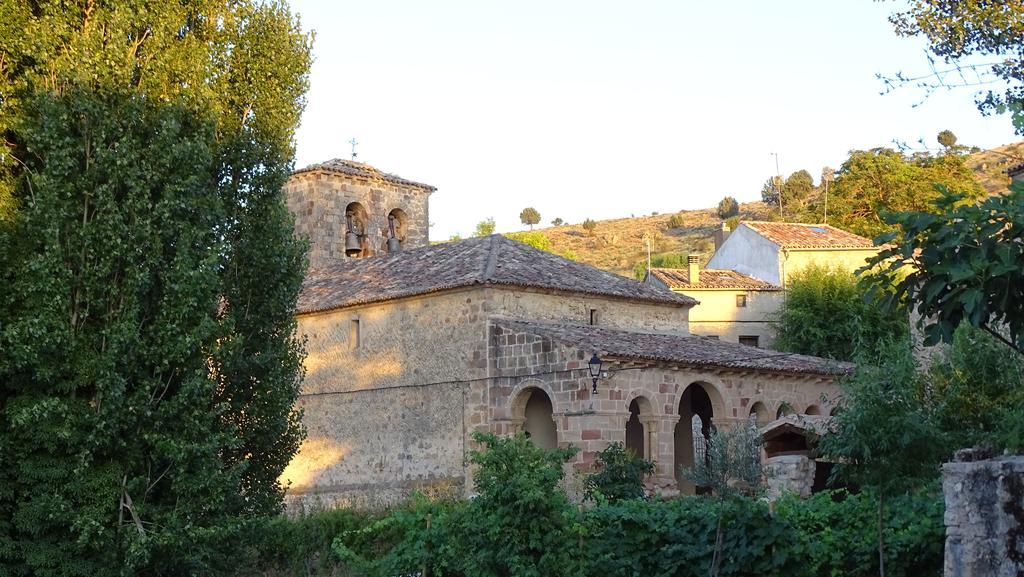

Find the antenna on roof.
xmin=349 ymin=138 xmax=359 ymax=161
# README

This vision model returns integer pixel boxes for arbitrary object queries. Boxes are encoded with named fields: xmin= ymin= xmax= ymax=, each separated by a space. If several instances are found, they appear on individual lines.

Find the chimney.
xmin=688 ymin=254 xmax=700 ymax=284
xmin=713 ymin=221 xmax=732 ymax=251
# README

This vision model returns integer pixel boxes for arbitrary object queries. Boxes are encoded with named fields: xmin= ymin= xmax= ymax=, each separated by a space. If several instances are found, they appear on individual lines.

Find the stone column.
xmin=942 ymin=449 xmax=1024 ymax=577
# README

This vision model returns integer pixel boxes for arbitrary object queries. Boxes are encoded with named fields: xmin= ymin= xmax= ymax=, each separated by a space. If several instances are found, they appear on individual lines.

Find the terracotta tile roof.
xmin=298 ymin=235 xmax=696 ymax=314
xmin=292 ymin=158 xmax=436 ymax=192
xmin=741 ymin=221 xmax=875 ymax=249
xmin=493 ymin=318 xmax=853 ymax=377
xmin=648 ymin=267 xmax=781 ymax=290
xmin=1008 ymin=162 xmax=1024 ymax=177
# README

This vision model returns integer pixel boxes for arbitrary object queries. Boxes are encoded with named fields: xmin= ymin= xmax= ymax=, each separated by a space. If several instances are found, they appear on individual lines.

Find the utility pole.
xmin=821 ymin=167 xmax=835 ymax=225
xmin=771 ymin=152 xmax=783 ymax=221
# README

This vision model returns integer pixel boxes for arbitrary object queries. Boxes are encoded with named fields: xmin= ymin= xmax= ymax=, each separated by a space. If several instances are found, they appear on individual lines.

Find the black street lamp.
xmin=588 ymin=353 xmax=603 ymax=394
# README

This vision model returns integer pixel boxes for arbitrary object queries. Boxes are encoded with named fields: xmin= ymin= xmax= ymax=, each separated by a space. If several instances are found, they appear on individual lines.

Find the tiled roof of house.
xmin=741 ymin=221 xmax=875 ymax=249
xmin=292 ymin=158 xmax=436 ymax=192
xmin=648 ymin=267 xmax=781 ymax=290
xmin=492 ymin=318 xmax=853 ymax=377
xmin=1008 ymin=162 xmax=1024 ymax=177
xmin=760 ymin=414 xmax=832 ymax=440
xmin=298 ymin=235 xmax=696 ymax=314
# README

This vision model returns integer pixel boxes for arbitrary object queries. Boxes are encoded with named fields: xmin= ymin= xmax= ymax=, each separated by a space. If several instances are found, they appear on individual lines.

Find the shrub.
xmin=474 ymin=217 xmax=496 ymax=237
xmin=584 ymin=442 xmax=655 ymax=503
xmin=582 ymin=218 xmax=598 ymax=236
xmin=667 ymin=213 xmax=686 ymax=229
xmin=505 ymin=231 xmax=552 ymax=252
xmin=775 ymin=489 xmax=944 ymax=577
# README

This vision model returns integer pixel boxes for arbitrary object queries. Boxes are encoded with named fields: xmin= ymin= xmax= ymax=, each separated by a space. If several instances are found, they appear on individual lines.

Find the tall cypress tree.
xmin=0 ymin=1 xmax=311 ymax=573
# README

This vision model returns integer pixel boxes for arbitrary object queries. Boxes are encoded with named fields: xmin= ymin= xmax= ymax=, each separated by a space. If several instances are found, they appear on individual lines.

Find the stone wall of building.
xmin=781 ymin=248 xmax=879 ymax=286
xmin=289 ymin=284 xmax=838 ymax=507
xmin=485 ymin=287 xmax=690 ymax=334
xmin=286 ymin=168 xmax=432 ymax=268
xmin=942 ymin=451 xmax=1024 ymax=577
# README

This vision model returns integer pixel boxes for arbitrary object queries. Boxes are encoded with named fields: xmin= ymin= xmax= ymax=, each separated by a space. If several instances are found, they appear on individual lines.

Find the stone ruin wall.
xmin=943 ymin=451 xmax=1024 ymax=577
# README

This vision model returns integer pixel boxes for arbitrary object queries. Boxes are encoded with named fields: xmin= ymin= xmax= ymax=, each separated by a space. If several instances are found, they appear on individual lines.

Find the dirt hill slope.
xmin=519 ymin=143 xmax=1022 ymax=278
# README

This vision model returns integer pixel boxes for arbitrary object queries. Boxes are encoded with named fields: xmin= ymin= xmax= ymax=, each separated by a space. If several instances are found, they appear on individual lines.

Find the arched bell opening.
xmin=344 ymin=202 xmax=371 ymax=258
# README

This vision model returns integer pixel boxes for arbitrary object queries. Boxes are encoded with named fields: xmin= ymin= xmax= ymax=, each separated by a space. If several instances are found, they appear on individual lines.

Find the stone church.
xmin=280 ymin=159 xmax=850 ymax=509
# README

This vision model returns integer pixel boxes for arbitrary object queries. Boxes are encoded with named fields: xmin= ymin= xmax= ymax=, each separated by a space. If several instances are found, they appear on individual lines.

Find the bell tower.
xmin=285 ymin=159 xmax=434 ymax=268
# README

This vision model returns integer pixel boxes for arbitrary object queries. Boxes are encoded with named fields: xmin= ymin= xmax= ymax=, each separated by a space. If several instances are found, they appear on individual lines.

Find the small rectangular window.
xmin=739 ymin=335 xmax=759 ymax=348
xmin=736 ymin=294 xmax=747 ymax=308
xmin=350 ymin=319 xmax=361 ymax=350
xmin=705 ymin=335 xmax=720 ymax=340
xmin=589 ymin=309 xmax=599 ymax=326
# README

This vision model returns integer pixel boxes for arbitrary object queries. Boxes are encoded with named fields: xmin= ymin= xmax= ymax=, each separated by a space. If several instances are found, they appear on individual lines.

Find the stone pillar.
xmin=764 ymin=454 xmax=815 ymax=499
xmin=942 ymin=450 xmax=1024 ymax=577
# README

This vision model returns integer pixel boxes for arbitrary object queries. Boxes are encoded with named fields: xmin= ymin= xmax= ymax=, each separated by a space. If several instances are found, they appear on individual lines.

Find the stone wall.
xmin=942 ymin=451 xmax=1024 ymax=577
xmin=764 ymin=454 xmax=816 ymax=499
xmin=485 ymin=287 xmax=690 ymax=334
xmin=288 ymin=284 xmax=839 ymax=507
xmin=286 ymin=169 xmax=431 ymax=268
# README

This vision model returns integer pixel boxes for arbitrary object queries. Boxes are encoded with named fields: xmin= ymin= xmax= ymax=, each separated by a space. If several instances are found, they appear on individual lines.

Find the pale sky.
xmin=288 ymin=0 xmax=1020 ymax=239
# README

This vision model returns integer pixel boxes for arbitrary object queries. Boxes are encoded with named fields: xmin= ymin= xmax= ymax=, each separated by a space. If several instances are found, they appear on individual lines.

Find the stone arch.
xmin=674 ymin=382 xmax=723 ymax=493
xmin=625 ymin=395 xmax=654 ymax=459
xmin=510 ymin=385 xmax=557 ymax=450
xmin=776 ymin=402 xmax=796 ymax=419
xmin=804 ymin=404 xmax=822 ymax=416
xmin=387 ymin=208 xmax=409 ymax=243
xmin=748 ymin=401 xmax=770 ymax=425
xmin=345 ymin=201 xmax=371 ymax=257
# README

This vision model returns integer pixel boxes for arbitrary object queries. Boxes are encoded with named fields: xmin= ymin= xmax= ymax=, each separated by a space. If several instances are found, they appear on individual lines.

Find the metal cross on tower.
xmin=349 ymin=138 xmax=359 ymax=160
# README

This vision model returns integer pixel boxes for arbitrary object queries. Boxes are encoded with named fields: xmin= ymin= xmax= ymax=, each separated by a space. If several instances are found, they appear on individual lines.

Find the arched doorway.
xmin=804 ymin=404 xmax=822 ymax=416
xmin=520 ymin=388 xmax=557 ymax=450
xmin=674 ymin=383 xmax=722 ymax=493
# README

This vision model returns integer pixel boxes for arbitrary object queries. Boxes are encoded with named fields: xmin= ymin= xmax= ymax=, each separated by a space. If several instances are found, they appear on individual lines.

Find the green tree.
xmin=716 ymin=196 xmax=739 ymax=220
xmin=760 ymin=177 xmax=780 ymax=206
xmin=474 ymin=217 xmax=496 ymax=237
xmin=584 ymin=442 xmax=655 ymax=504
xmin=682 ymin=422 xmax=764 ymax=577
xmin=817 ymin=345 xmax=945 ymax=577
xmin=520 ymin=207 xmax=541 ymax=230
xmin=819 ymin=148 xmax=985 ymax=238
xmin=782 ymin=169 xmax=815 ymax=211
xmin=551 ymin=217 xmax=564 ymax=226
xmin=863 ymin=184 xmax=1024 ymax=355
xmin=889 ymin=1 xmax=1024 ymax=134
xmin=773 ymin=265 xmax=908 ymax=362
xmin=582 ymin=218 xmax=598 ymax=236
xmin=0 ymin=2 xmax=311 ymax=573
xmin=937 ymin=129 xmax=958 ymax=149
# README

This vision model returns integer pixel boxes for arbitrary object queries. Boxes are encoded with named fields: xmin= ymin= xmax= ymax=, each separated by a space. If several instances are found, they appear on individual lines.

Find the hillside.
xmin=529 ymin=202 xmax=775 ymax=278
xmin=517 ymin=142 xmax=1023 ymax=278
xmin=965 ymin=141 xmax=1024 ymax=195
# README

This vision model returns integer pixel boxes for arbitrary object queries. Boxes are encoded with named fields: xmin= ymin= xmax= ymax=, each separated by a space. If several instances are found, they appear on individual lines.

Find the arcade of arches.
xmin=503 ymin=368 xmax=835 ymax=496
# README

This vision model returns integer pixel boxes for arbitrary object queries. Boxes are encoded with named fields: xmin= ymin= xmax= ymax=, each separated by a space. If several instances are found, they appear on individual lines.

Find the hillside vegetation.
xmin=515 ymin=143 xmax=1023 ymax=278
